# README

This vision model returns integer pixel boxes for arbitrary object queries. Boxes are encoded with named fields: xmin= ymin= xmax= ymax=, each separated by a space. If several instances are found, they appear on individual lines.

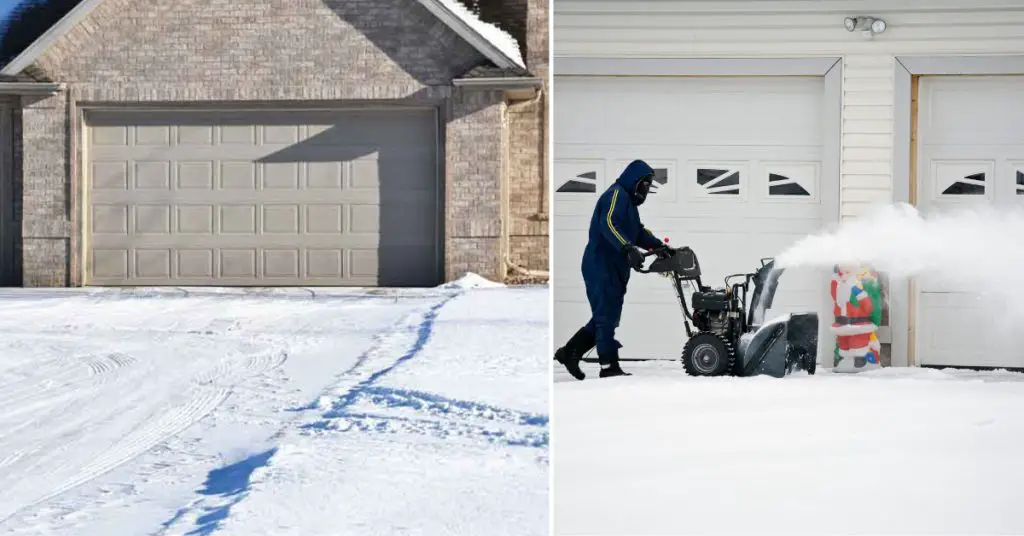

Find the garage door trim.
xmin=894 ymin=54 xmax=1024 ymax=367
xmin=75 ymin=103 xmax=444 ymax=287
xmin=555 ymin=57 xmax=841 ymax=77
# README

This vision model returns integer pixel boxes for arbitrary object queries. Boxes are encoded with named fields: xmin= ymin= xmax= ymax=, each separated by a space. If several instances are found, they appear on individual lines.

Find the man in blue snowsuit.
xmin=554 ymin=159 xmax=669 ymax=379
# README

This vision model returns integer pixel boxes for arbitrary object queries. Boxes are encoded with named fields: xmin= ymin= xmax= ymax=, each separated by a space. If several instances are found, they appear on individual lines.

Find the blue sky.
xmin=0 ymin=0 xmax=22 ymax=23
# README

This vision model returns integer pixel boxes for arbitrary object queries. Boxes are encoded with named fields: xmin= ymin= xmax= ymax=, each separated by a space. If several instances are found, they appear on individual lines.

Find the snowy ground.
xmin=555 ymin=360 xmax=1024 ymax=535
xmin=0 ymin=276 xmax=549 ymax=536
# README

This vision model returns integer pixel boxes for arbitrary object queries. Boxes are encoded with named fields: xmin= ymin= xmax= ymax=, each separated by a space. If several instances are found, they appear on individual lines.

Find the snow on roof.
xmin=419 ymin=0 xmax=526 ymax=70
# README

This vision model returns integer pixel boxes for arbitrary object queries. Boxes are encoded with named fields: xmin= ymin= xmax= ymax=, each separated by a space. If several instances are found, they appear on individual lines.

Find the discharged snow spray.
xmin=769 ymin=202 xmax=1024 ymax=333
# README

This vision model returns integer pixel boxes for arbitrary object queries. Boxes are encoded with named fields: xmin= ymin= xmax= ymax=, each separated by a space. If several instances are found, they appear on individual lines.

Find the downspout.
xmin=503 ymin=87 xmax=549 ymax=279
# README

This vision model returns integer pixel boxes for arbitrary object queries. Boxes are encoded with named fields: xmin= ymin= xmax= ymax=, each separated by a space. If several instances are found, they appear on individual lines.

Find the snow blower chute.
xmin=638 ymin=247 xmax=818 ymax=378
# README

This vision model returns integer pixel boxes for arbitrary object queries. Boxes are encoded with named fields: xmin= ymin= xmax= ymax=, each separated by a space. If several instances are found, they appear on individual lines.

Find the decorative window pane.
xmin=695 ymin=168 xmax=740 ymax=195
xmin=941 ymin=172 xmax=985 ymax=196
xmin=557 ymin=170 xmax=597 ymax=193
xmin=768 ymin=173 xmax=811 ymax=196
xmin=649 ymin=168 xmax=669 ymax=195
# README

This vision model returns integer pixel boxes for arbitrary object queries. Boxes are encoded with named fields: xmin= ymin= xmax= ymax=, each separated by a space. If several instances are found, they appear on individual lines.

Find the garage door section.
xmin=916 ymin=76 xmax=1024 ymax=367
xmin=553 ymin=76 xmax=834 ymax=361
xmin=86 ymin=108 xmax=440 ymax=287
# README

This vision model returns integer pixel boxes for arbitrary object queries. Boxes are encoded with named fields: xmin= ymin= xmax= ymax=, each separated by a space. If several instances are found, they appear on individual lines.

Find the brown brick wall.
xmin=507 ymin=0 xmax=549 ymax=273
xmin=507 ymin=97 xmax=547 ymax=271
xmin=472 ymin=0 xmax=549 ymax=274
xmin=11 ymin=0 xmax=533 ymax=286
xmin=33 ymin=0 xmax=483 ymax=94
xmin=20 ymin=92 xmax=70 ymax=286
xmin=444 ymin=87 xmax=506 ymax=281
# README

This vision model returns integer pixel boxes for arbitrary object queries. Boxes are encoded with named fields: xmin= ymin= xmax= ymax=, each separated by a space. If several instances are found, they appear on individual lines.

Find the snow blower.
xmin=639 ymin=246 xmax=818 ymax=378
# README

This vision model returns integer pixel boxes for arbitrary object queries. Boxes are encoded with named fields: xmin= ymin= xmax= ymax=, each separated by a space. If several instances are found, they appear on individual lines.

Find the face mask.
xmin=633 ymin=176 xmax=652 ymax=205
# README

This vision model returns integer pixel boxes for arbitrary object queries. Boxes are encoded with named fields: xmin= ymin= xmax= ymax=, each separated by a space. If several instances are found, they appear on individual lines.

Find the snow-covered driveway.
xmin=0 ymin=276 xmax=549 ymax=536
xmin=555 ymin=360 xmax=1024 ymax=535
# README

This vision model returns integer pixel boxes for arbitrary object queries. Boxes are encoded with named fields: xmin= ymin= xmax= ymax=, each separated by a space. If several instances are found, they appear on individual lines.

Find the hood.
xmin=615 ymin=159 xmax=655 ymax=192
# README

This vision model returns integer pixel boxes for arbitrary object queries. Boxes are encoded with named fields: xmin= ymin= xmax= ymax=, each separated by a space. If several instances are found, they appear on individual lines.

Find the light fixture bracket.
xmin=844 ymin=16 xmax=887 ymax=39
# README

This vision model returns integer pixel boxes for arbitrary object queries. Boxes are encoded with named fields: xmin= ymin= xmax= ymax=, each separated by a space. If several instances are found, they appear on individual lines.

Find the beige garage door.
xmin=86 ymin=108 xmax=440 ymax=287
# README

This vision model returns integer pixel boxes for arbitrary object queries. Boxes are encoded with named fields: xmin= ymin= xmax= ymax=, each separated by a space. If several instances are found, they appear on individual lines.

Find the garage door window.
xmin=768 ymin=173 xmax=811 ymax=197
xmin=1016 ymin=170 xmax=1024 ymax=195
xmin=650 ymin=168 xmax=669 ymax=195
xmin=556 ymin=170 xmax=598 ymax=193
xmin=935 ymin=161 xmax=989 ymax=196
xmin=695 ymin=167 xmax=741 ymax=196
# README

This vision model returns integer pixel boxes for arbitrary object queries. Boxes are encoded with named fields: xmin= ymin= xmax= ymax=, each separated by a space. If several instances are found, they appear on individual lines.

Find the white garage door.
xmin=553 ymin=76 xmax=836 ymax=361
xmin=86 ymin=108 xmax=440 ymax=287
xmin=916 ymin=76 xmax=1024 ymax=368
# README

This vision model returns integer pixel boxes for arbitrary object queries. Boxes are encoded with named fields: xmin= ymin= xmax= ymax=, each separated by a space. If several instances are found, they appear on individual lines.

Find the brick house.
xmin=0 ymin=0 xmax=549 ymax=288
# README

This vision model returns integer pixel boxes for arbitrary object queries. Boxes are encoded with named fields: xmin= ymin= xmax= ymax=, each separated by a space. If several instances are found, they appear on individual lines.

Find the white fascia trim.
xmin=897 ymin=54 xmax=1024 ymax=75
xmin=554 ymin=57 xmax=841 ymax=77
xmin=415 ymin=0 xmax=525 ymax=71
xmin=452 ymin=76 xmax=542 ymax=88
xmin=0 ymin=0 xmax=105 ymax=76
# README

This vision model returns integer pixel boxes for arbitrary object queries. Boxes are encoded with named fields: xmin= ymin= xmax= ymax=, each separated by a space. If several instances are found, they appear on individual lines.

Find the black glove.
xmin=624 ymin=244 xmax=646 ymax=271
xmin=652 ymin=242 xmax=672 ymax=259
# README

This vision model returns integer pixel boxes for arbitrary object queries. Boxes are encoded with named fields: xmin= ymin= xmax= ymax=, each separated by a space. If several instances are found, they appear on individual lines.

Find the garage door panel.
xmin=916 ymin=76 xmax=1024 ymax=367
xmin=86 ymin=108 xmax=438 ymax=286
xmin=89 ymin=109 xmax=436 ymax=141
xmin=917 ymin=291 xmax=1021 ymax=368
xmin=922 ymin=77 xmax=1024 ymax=147
xmin=555 ymin=77 xmax=823 ymax=147
xmin=88 ymin=246 xmax=399 ymax=285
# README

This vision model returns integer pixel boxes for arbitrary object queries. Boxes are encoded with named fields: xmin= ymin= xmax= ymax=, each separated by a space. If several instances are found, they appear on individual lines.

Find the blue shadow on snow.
xmin=298 ymin=294 xmax=550 ymax=449
xmin=158 ymin=448 xmax=277 ymax=536
xmin=328 ymin=297 xmax=451 ymax=412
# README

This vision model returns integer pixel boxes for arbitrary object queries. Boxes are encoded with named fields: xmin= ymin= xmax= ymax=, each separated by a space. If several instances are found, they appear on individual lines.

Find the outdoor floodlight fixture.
xmin=844 ymin=16 xmax=887 ymax=39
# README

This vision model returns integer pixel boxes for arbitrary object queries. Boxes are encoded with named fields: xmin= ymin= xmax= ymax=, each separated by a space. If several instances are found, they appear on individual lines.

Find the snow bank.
xmin=439 ymin=272 xmax=506 ymax=290
xmin=433 ymin=0 xmax=525 ymax=69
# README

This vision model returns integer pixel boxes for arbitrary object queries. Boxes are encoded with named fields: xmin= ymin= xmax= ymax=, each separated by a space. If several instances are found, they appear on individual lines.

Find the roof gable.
xmin=0 ymin=0 xmax=525 ymax=76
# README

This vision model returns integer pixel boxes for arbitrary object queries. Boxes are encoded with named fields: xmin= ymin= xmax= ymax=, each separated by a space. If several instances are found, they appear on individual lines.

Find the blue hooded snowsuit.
xmin=580 ymin=159 xmax=664 ymax=358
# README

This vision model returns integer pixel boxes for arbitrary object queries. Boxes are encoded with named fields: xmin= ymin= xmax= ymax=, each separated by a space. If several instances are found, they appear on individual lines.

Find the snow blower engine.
xmin=639 ymin=246 xmax=818 ymax=378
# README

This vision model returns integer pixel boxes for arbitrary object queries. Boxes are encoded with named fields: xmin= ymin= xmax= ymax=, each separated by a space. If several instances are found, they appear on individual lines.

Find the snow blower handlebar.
xmin=636 ymin=246 xmax=705 ymax=337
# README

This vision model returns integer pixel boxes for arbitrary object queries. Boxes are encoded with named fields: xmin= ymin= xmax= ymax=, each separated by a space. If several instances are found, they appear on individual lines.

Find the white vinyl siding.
xmin=842 ymin=55 xmax=895 ymax=219
xmin=554 ymin=0 xmax=1024 ymax=221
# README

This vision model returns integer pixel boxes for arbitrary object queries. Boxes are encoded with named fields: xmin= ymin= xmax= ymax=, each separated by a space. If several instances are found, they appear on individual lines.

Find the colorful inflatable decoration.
xmin=830 ymin=265 xmax=883 ymax=372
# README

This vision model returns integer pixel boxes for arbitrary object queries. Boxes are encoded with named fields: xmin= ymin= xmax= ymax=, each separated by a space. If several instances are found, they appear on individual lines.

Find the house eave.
xmin=415 ymin=0 xmax=525 ymax=71
xmin=452 ymin=76 xmax=542 ymax=88
xmin=453 ymin=76 xmax=542 ymax=100
xmin=0 ymin=0 xmax=105 ymax=76
xmin=0 ymin=82 xmax=65 ymax=95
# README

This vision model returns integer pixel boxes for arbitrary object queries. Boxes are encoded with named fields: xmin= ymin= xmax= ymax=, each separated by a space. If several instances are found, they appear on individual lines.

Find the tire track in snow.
xmin=0 ymin=352 xmax=141 ymax=431
xmin=0 ymin=355 xmax=87 ymax=410
xmin=86 ymin=352 xmax=138 ymax=378
xmin=21 ymin=386 xmax=233 ymax=515
xmin=0 ymin=345 xmax=290 ymax=526
xmin=0 ymin=386 xmax=233 ymax=525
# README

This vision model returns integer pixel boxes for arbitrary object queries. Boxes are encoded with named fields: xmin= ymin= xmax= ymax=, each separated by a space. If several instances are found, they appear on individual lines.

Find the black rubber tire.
xmin=681 ymin=332 xmax=736 ymax=377
xmin=804 ymin=350 xmax=817 ymax=375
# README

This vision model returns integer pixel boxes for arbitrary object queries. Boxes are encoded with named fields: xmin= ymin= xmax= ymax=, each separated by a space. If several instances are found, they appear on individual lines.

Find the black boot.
xmin=598 ymin=350 xmax=632 ymax=378
xmin=554 ymin=327 xmax=595 ymax=381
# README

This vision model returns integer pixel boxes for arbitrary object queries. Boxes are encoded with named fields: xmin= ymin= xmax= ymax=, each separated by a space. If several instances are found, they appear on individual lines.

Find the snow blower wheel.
xmin=681 ymin=332 xmax=735 ymax=377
